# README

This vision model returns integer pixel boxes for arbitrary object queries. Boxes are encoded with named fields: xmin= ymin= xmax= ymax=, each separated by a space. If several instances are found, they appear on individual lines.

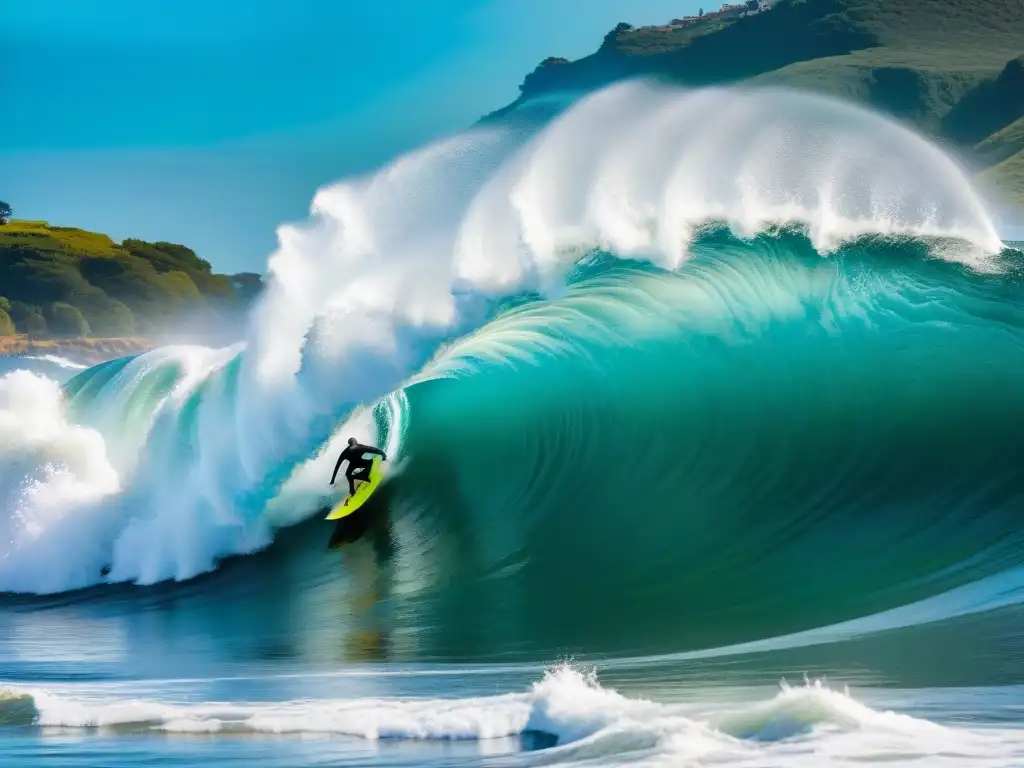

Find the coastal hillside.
xmin=495 ymin=0 xmax=1024 ymax=203
xmin=0 ymin=218 xmax=263 ymax=341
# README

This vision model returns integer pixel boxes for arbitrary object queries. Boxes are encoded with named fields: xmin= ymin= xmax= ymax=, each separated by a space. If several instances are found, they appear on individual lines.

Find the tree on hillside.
xmin=0 ymin=201 xmax=10 ymax=225
xmin=71 ymin=291 xmax=136 ymax=336
xmin=602 ymin=22 xmax=634 ymax=47
xmin=9 ymin=302 xmax=47 ymax=337
xmin=46 ymin=302 xmax=90 ymax=337
xmin=0 ymin=298 xmax=13 ymax=336
xmin=0 ymin=307 xmax=14 ymax=335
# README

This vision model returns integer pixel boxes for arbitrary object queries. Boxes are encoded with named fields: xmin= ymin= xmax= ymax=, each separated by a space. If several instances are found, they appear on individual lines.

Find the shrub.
xmin=69 ymin=288 xmax=136 ymax=336
xmin=0 ymin=251 xmax=90 ymax=304
xmin=9 ymin=302 xmax=47 ymax=337
xmin=46 ymin=302 xmax=90 ymax=337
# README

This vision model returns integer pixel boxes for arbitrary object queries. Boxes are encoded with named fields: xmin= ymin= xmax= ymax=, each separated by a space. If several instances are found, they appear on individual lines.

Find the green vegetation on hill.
xmin=0 ymin=219 xmax=263 ymax=338
xmin=496 ymin=0 xmax=1024 ymax=203
xmin=0 ymin=298 xmax=15 ymax=337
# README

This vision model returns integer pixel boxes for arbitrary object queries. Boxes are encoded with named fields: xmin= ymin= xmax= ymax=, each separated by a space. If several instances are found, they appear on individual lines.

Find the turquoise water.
xmin=4 ymin=81 xmax=1024 ymax=765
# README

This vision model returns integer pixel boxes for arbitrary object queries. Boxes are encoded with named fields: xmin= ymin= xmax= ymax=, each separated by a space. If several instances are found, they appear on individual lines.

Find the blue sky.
xmin=1 ymin=0 xmax=701 ymax=274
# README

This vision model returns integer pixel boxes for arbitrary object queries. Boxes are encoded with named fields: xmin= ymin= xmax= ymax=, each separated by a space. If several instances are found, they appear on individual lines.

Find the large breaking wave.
xmin=2 ymin=79 xmax=1022 ymax=659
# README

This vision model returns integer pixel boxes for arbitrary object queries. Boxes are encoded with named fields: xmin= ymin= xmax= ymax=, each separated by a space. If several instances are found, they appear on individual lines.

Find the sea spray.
xmin=0 ymin=372 xmax=120 ymax=593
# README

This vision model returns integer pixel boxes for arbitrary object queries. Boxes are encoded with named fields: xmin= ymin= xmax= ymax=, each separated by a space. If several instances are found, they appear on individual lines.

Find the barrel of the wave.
xmin=325 ymin=457 xmax=386 ymax=548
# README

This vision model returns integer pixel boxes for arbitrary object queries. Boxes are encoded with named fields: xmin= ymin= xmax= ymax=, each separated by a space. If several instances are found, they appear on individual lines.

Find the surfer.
xmin=331 ymin=437 xmax=387 ymax=495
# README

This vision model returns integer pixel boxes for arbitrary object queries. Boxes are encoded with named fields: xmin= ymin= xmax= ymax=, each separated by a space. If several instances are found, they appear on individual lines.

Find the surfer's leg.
xmin=346 ymin=464 xmax=367 ymax=494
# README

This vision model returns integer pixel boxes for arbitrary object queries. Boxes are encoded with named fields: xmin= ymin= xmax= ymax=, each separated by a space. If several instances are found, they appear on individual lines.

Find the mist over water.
xmin=3 ymin=80 xmax=1024 ymax=767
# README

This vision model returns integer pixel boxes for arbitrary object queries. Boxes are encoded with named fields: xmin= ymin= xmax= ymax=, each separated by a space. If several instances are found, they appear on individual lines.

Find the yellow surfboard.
xmin=325 ymin=456 xmax=385 ymax=520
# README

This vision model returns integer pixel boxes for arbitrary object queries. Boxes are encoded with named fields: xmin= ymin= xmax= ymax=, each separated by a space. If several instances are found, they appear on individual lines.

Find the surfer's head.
xmin=348 ymin=437 xmax=358 ymax=447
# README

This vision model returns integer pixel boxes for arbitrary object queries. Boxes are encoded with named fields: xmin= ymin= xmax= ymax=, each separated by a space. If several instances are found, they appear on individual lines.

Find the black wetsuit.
xmin=331 ymin=443 xmax=387 ymax=495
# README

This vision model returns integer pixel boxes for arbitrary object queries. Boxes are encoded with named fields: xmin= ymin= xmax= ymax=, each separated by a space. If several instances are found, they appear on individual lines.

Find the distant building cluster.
xmin=607 ymin=0 xmax=773 ymax=41
xmin=666 ymin=0 xmax=772 ymax=30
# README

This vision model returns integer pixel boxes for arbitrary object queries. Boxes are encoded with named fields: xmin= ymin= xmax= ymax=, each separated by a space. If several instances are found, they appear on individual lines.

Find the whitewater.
xmin=3 ymin=80 xmax=1024 ymax=766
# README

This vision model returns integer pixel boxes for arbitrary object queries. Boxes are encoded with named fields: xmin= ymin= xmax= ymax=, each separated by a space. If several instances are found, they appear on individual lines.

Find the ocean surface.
xmin=4 ymin=80 xmax=1024 ymax=766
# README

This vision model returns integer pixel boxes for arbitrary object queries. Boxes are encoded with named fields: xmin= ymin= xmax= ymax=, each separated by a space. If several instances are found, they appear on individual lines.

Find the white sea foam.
xmin=23 ymin=354 xmax=88 ymax=371
xmin=2 ymin=666 xmax=1023 ymax=766
xmin=0 ymin=371 xmax=121 ymax=593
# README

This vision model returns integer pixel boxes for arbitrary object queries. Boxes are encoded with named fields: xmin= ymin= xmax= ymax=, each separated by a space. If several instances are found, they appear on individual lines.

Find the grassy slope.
xmin=498 ymin=0 xmax=1024 ymax=201
xmin=0 ymin=220 xmax=126 ymax=258
xmin=0 ymin=220 xmax=262 ymax=338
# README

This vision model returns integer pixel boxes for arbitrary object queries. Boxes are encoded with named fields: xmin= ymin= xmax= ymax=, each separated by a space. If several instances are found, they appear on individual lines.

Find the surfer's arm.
xmin=358 ymin=444 xmax=387 ymax=460
xmin=330 ymin=448 xmax=351 ymax=485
